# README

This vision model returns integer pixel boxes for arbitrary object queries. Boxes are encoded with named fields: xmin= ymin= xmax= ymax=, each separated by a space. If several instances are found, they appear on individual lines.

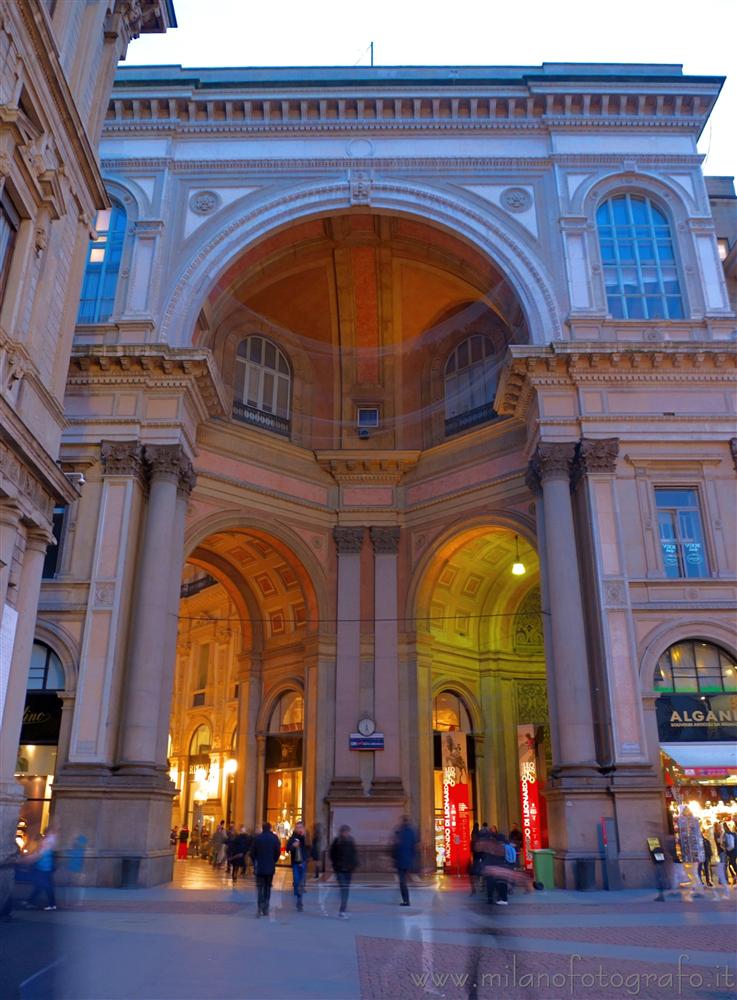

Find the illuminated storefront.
xmin=15 ymin=642 xmax=64 ymax=845
xmin=264 ymin=691 xmax=304 ymax=852
xmin=433 ymin=691 xmax=475 ymax=871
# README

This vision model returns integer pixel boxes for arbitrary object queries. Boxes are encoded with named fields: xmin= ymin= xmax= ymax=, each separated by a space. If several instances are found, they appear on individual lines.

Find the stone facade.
xmin=0 ymin=0 xmax=174 ymax=906
xmin=13 ymin=58 xmax=737 ymax=888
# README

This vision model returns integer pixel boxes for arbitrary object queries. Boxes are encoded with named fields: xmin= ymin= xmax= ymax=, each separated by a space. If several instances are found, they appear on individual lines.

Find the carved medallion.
xmin=501 ymin=187 xmax=532 ymax=213
xmin=189 ymin=190 xmax=220 ymax=215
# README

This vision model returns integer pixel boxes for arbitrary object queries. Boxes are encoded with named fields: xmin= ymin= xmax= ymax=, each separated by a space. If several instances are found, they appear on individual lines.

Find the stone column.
xmin=55 ymin=693 xmax=76 ymax=771
xmin=254 ymin=733 xmax=267 ymax=827
xmin=155 ymin=457 xmax=196 ymax=768
xmin=328 ymin=527 xmax=364 ymax=796
xmin=528 ymin=443 xmax=598 ymax=772
xmin=0 ymin=502 xmax=20 ymax=615
xmin=370 ymin=527 xmax=404 ymax=798
xmin=0 ymin=528 xmax=49 ymax=889
xmin=119 ymin=444 xmax=183 ymax=772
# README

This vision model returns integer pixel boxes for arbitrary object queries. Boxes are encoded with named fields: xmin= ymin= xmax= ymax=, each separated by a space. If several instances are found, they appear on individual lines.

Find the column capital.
xmin=531 ymin=442 xmax=577 ymax=485
xmin=333 ymin=526 xmax=364 ymax=554
xmin=577 ymin=438 xmax=620 ymax=476
xmin=370 ymin=526 xmax=400 ymax=554
xmin=100 ymin=440 xmax=144 ymax=479
xmin=145 ymin=444 xmax=184 ymax=482
xmin=24 ymin=525 xmax=54 ymax=553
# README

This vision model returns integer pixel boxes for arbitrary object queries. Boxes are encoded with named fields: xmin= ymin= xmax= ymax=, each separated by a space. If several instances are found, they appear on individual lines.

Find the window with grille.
xmin=77 ymin=202 xmax=127 ymax=323
xmin=28 ymin=642 xmax=65 ymax=691
xmin=444 ymin=335 xmax=499 ymax=435
xmin=655 ymin=488 xmax=709 ymax=579
xmin=596 ymin=194 xmax=684 ymax=320
xmin=654 ymin=640 xmax=736 ymax=693
xmin=233 ymin=336 xmax=291 ymax=436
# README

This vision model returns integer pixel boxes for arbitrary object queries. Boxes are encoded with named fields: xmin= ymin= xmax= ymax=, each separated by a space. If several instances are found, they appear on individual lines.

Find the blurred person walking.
xmin=229 ymin=826 xmax=251 ymax=885
xmin=311 ymin=822 xmax=323 ymax=879
xmin=251 ymin=822 xmax=281 ymax=917
xmin=25 ymin=830 xmax=58 ymax=910
xmin=392 ymin=816 xmax=419 ymax=907
xmin=287 ymin=821 xmax=308 ymax=911
xmin=329 ymin=824 xmax=358 ymax=918
xmin=176 ymin=824 xmax=189 ymax=860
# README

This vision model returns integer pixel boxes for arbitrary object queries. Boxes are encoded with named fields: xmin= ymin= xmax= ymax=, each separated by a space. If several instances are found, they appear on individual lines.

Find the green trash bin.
xmin=532 ymin=848 xmax=555 ymax=890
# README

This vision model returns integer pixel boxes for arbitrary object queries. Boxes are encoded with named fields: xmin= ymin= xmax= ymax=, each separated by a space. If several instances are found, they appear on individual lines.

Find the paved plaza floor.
xmin=1 ymin=860 xmax=735 ymax=999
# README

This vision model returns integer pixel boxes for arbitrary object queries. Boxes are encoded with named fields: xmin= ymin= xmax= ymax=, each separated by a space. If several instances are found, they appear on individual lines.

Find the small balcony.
xmin=444 ymin=402 xmax=497 ymax=437
xmin=232 ymin=401 xmax=290 ymax=438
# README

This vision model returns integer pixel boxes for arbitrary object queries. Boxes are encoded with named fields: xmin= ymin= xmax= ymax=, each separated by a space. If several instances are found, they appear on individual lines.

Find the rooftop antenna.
xmin=370 ymin=41 xmax=374 ymax=67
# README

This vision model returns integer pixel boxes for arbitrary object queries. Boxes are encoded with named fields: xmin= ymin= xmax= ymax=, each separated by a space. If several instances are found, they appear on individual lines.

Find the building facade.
xmin=19 ymin=61 xmax=737 ymax=887
xmin=0 ymin=0 xmax=174 ymax=901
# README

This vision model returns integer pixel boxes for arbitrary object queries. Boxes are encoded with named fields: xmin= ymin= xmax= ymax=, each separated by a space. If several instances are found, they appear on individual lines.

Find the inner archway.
xmin=415 ymin=524 xmax=550 ymax=870
xmin=168 ymin=528 xmax=319 ymax=855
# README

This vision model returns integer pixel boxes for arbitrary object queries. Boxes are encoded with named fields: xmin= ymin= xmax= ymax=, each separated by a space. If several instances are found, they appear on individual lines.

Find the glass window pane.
xmin=457 ymin=340 xmax=469 ymax=370
xmin=625 ymin=297 xmax=645 ymax=319
xmin=264 ymin=341 xmax=276 ymax=370
xmin=612 ymin=198 xmax=628 ymax=225
xmin=655 ymin=489 xmax=697 ymax=508
xmin=249 ymin=337 xmax=262 ymax=363
xmin=95 ymin=209 xmax=112 ymax=234
xmin=262 ymin=372 xmax=274 ymax=411
xmin=654 ymin=654 xmax=672 ymax=691
xmin=666 ymin=297 xmax=683 ymax=319
xmin=658 ymin=510 xmax=680 ymax=578
xmin=237 ymin=341 xmax=248 ymax=358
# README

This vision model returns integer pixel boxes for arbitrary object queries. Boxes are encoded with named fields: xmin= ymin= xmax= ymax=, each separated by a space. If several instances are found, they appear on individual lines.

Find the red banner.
xmin=517 ymin=724 xmax=544 ymax=870
xmin=441 ymin=732 xmax=470 ymax=873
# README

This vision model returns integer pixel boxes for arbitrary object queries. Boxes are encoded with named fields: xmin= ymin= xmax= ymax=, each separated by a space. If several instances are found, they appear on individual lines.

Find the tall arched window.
xmin=233 ymin=336 xmax=291 ymax=436
xmin=654 ymin=640 xmax=736 ymax=694
xmin=596 ymin=194 xmax=684 ymax=320
xmin=444 ymin=335 xmax=499 ymax=434
xmin=28 ymin=642 xmax=65 ymax=690
xmin=77 ymin=202 xmax=127 ymax=323
xmin=432 ymin=690 xmax=472 ymax=732
xmin=268 ymin=691 xmax=304 ymax=733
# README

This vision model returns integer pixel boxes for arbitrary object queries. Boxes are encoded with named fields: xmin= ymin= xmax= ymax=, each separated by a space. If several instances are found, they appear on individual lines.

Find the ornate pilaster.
xmin=100 ymin=440 xmax=144 ymax=481
xmin=369 ymin=526 xmax=400 ymax=554
xmin=333 ymin=525 xmax=364 ymax=553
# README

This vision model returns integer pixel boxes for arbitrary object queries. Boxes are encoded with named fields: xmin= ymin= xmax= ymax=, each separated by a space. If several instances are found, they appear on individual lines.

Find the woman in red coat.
xmin=177 ymin=825 xmax=190 ymax=860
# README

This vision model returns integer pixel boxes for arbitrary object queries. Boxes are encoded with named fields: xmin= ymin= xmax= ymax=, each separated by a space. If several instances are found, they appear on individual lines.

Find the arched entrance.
xmin=414 ymin=524 xmax=551 ymax=870
xmin=168 ymin=527 xmax=319 ymax=851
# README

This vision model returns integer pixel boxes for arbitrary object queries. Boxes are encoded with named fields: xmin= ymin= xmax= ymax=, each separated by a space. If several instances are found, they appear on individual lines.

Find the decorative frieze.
xmin=100 ymin=440 xmax=144 ymax=479
xmin=333 ymin=526 xmax=364 ymax=554
xmin=370 ymin=526 xmax=400 ymax=554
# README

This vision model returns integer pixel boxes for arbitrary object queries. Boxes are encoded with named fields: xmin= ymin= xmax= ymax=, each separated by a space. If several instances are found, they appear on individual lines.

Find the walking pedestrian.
xmin=311 ymin=822 xmax=323 ymax=879
xmin=329 ymin=824 xmax=359 ymax=918
xmin=287 ymin=821 xmax=308 ymax=910
xmin=177 ymin=824 xmax=190 ymax=860
xmin=251 ymin=822 xmax=281 ymax=917
xmin=392 ymin=816 xmax=419 ymax=907
xmin=229 ymin=826 xmax=250 ymax=884
xmin=26 ymin=830 xmax=58 ymax=910
xmin=724 ymin=823 xmax=737 ymax=884
xmin=211 ymin=821 xmax=226 ymax=867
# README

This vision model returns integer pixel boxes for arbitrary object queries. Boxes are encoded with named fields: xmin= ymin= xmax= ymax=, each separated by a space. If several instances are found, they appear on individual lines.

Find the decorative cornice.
xmin=68 ymin=346 xmax=227 ymax=420
xmin=333 ymin=526 xmax=364 ymax=554
xmin=100 ymin=439 xmax=144 ymax=479
xmin=316 ymin=450 xmax=420 ymax=485
xmin=370 ymin=526 xmax=400 ymax=554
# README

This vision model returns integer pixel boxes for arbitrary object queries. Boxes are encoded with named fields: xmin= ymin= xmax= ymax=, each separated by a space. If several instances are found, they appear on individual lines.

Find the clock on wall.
xmin=357 ymin=717 xmax=375 ymax=737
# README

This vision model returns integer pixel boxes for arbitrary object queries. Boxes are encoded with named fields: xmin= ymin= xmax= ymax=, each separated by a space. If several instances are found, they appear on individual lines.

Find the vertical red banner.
xmin=517 ymin=724 xmax=544 ymax=870
xmin=441 ymin=732 xmax=470 ymax=873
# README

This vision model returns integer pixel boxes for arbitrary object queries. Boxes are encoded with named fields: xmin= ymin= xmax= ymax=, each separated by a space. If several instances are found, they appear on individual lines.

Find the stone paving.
xmin=1 ymin=859 xmax=735 ymax=1000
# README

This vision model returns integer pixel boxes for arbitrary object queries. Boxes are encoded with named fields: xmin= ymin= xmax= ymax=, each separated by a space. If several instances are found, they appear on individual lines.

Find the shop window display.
xmin=265 ymin=691 xmax=304 ymax=855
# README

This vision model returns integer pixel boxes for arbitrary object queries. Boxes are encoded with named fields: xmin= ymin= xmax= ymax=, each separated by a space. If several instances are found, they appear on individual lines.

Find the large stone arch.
xmin=158 ymin=178 xmax=563 ymax=350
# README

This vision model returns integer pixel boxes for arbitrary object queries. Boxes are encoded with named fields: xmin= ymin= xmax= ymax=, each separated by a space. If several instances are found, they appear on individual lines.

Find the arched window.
xmin=444 ymin=335 xmax=500 ymax=434
xmin=233 ymin=336 xmax=291 ymax=437
xmin=268 ymin=691 xmax=304 ymax=733
xmin=654 ymin=640 xmax=736 ymax=694
xmin=77 ymin=202 xmax=127 ymax=323
xmin=28 ymin=642 xmax=64 ymax=691
xmin=596 ymin=194 xmax=684 ymax=320
xmin=189 ymin=723 xmax=212 ymax=755
xmin=432 ymin=690 xmax=472 ymax=732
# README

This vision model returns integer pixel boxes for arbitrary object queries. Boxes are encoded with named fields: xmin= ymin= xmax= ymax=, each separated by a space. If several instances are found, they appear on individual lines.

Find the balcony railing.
xmin=445 ymin=402 xmax=497 ymax=437
xmin=232 ymin=401 xmax=291 ymax=437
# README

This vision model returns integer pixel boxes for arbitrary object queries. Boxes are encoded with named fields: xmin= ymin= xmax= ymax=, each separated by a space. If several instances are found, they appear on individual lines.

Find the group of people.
xmin=469 ymin=821 xmax=531 ymax=905
xmin=697 ymin=820 xmax=737 ymax=889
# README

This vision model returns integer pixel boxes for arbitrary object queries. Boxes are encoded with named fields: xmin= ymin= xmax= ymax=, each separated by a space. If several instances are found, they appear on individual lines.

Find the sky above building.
xmin=122 ymin=0 xmax=736 ymax=178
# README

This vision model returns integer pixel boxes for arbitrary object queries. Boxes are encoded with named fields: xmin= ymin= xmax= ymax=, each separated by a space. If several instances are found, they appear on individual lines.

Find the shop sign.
xmin=656 ymin=693 xmax=737 ymax=743
xmin=517 ymin=724 xmax=543 ymax=870
xmin=440 ymin=732 xmax=470 ymax=873
xmin=349 ymin=734 xmax=384 ymax=750
xmin=19 ymin=692 xmax=62 ymax=745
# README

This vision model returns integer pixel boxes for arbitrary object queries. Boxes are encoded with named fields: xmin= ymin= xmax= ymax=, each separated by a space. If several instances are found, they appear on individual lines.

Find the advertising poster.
xmin=517 ymin=724 xmax=544 ymax=870
xmin=440 ymin=731 xmax=471 ymax=873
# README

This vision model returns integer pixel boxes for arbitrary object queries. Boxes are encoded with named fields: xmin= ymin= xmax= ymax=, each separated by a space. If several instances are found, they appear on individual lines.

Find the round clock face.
xmin=357 ymin=717 xmax=375 ymax=737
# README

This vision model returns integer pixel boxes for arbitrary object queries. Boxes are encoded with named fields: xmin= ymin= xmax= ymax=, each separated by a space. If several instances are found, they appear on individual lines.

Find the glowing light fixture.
xmin=224 ymin=758 xmax=238 ymax=776
xmin=511 ymin=535 xmax=526 ymax=576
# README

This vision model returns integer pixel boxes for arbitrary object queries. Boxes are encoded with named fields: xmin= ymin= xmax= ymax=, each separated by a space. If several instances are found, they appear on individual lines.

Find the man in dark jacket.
xmin=329 ymin=825 xmax=358 ymax=917
xmin=251 ymin=822 xmax=281 ymax=916
xmin=392 ymin=816 xmax=419 ymax=906
xmin=228 ymin=826 xmax=252 ymax=885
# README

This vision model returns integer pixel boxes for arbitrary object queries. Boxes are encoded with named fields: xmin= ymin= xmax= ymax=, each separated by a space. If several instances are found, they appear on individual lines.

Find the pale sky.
xmin=122 ymin=0 xmax=737 ymax=179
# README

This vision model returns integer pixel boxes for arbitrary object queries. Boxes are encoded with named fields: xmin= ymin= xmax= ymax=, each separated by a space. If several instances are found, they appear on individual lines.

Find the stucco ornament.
xmin=189 ymin=190 xmax=221 ymax=215
xmin=501 ymin=187 xmax=532 ymax=213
